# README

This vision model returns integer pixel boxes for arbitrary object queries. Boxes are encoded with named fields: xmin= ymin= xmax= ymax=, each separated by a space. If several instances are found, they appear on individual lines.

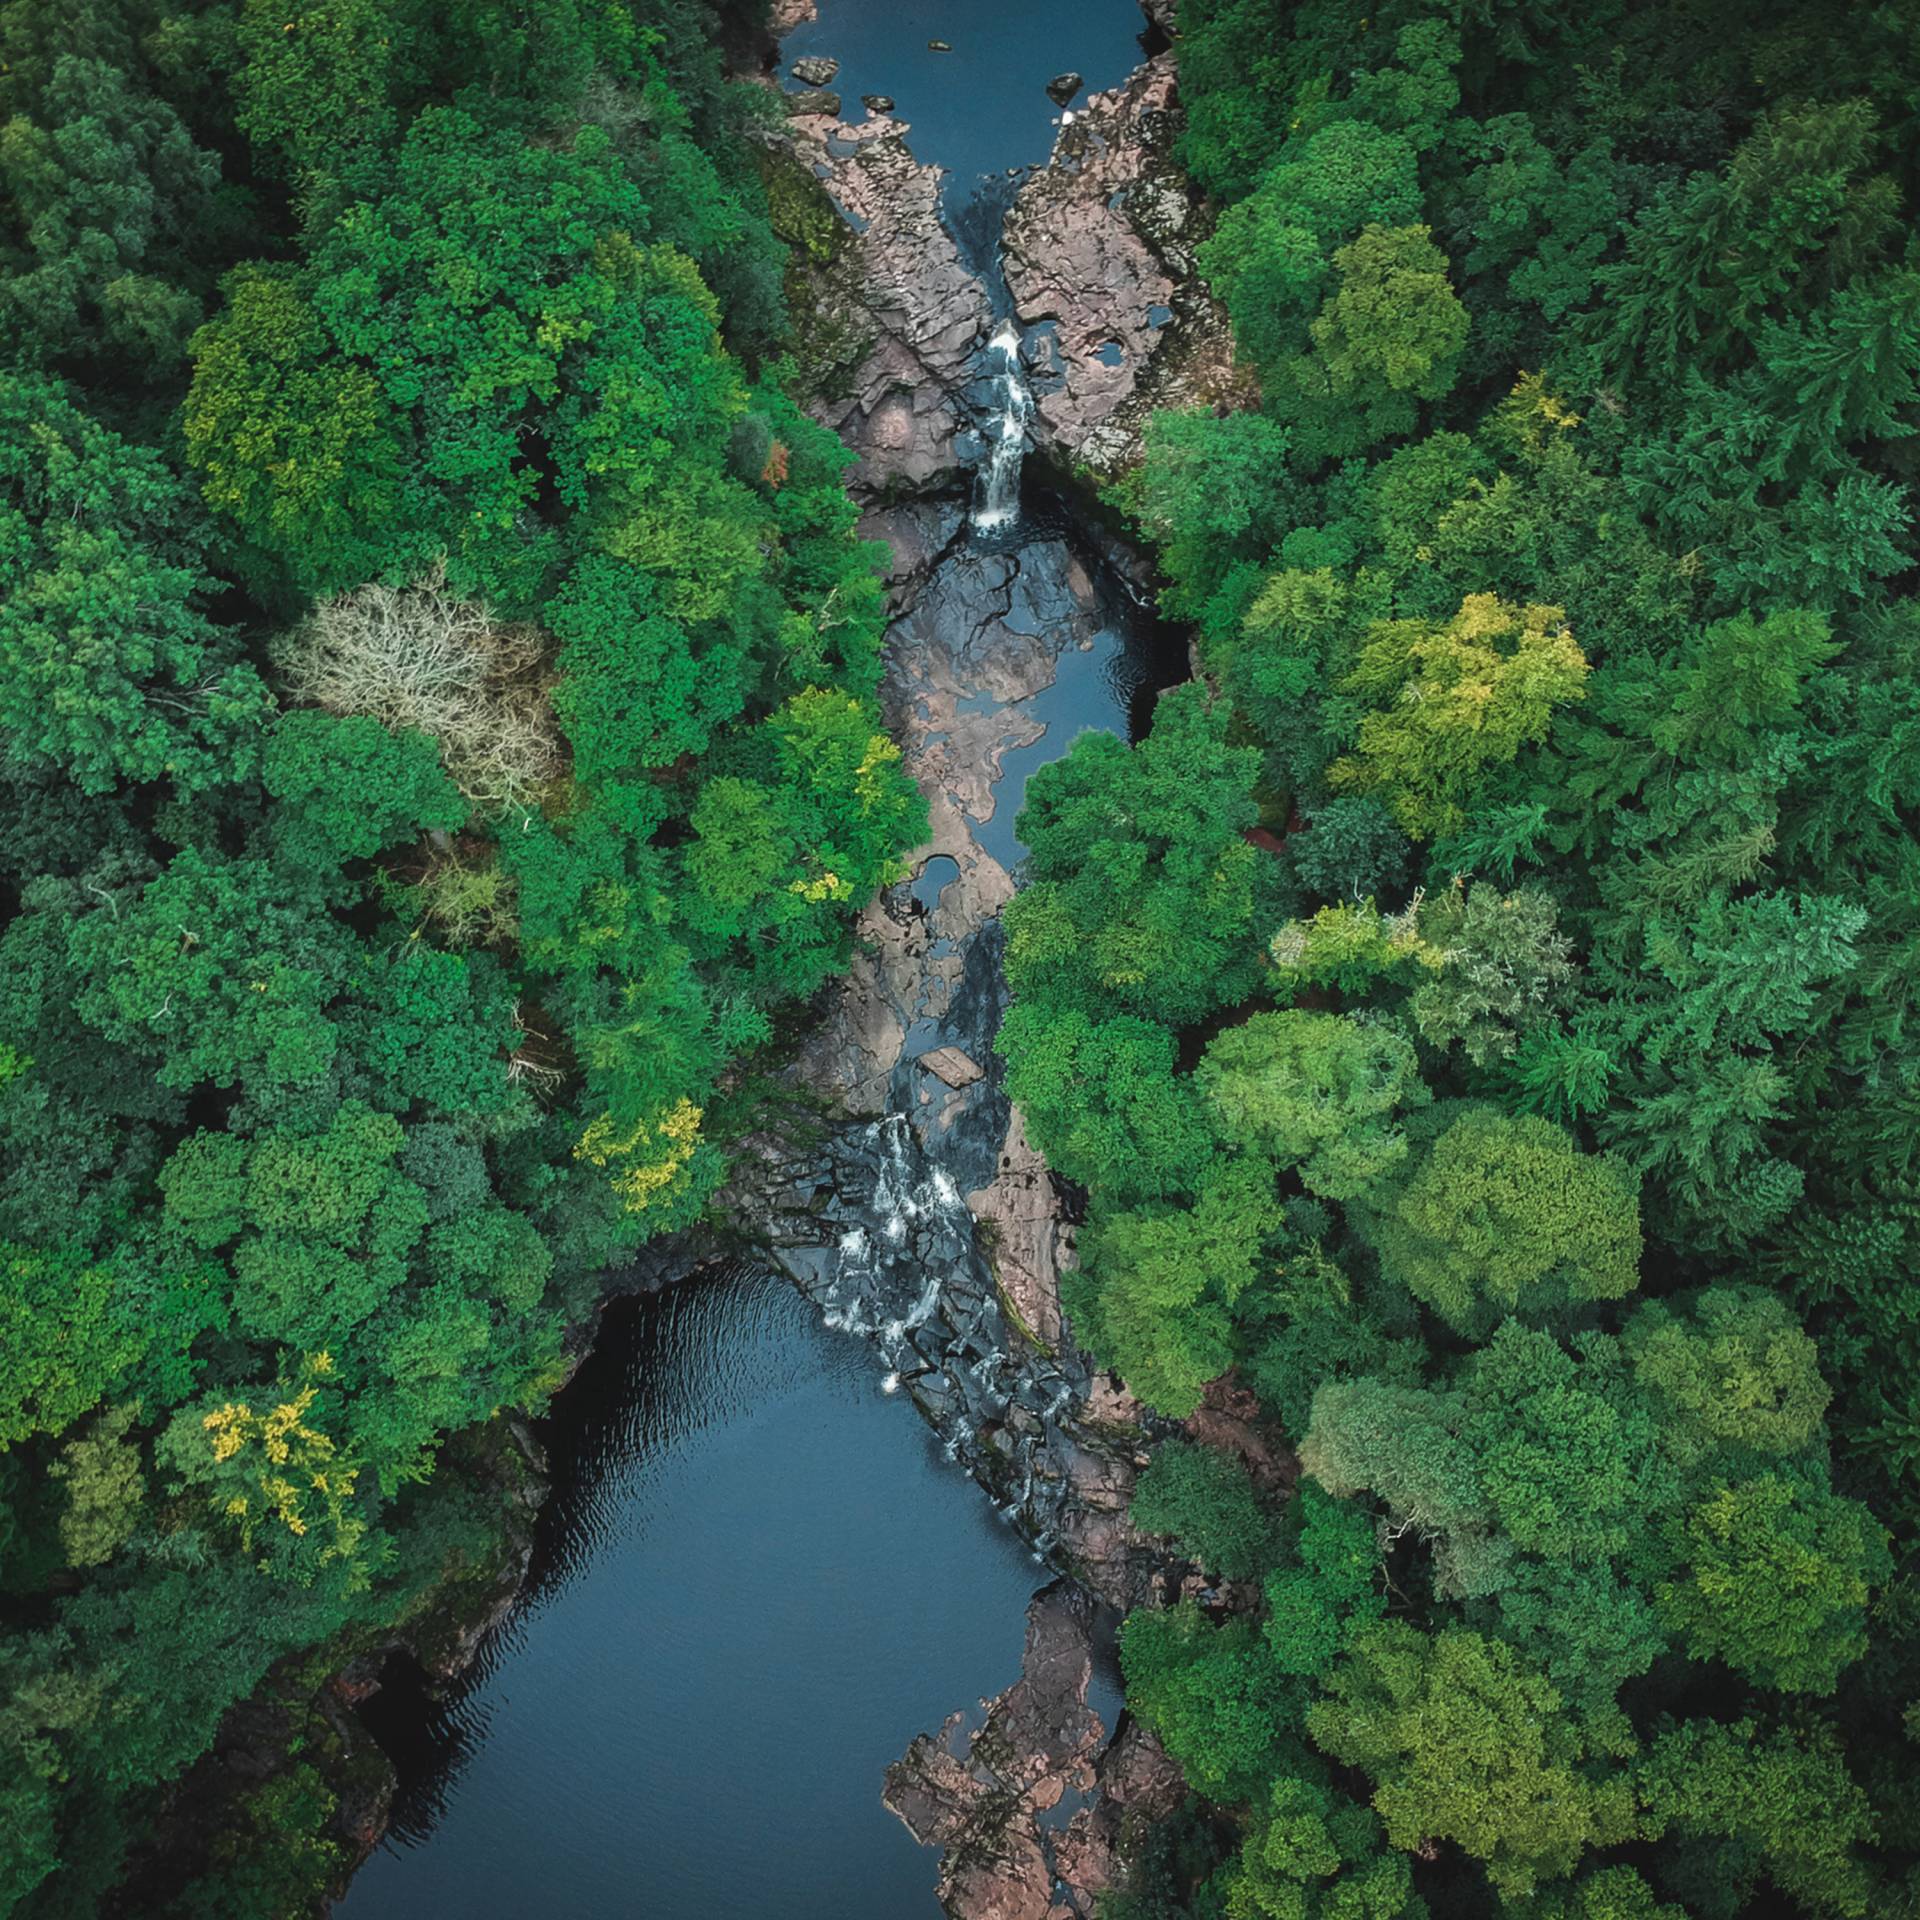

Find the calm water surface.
xmin=343 ymin=1273 xmax=1066 ymax=1919
xmin=784 ymin=0 xmax=1155 ymax=226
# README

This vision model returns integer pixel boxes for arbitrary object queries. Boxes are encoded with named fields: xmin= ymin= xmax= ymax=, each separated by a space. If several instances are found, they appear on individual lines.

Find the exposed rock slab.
xmin=1004 ymin=54 xmax=1240 ymax=477
xmin=784 ymin=112 xmax=990 ymax=496
xmin=886 ymin=1585 xmax=1185 ymax=1920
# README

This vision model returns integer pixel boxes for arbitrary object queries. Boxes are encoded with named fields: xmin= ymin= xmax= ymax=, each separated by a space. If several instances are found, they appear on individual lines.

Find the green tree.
xmin=261 ymin=709 xmax=465 ymax=867
xmin=1224 ymin=1773 xmax=1425 ymax=1920
xmin=49 ymin=1403 xmax=145 ymax=1567
xmin=1622 ymin=1287 xmax=1832 ymax=1466
xmin=70 ymin=851 xmax=352 ymax=1094
xmin=0 ymin=375 xmax=267 ymax=793
xmin=1197 ymin=1011 xmax=1425 ymax=1201
xmin=1329 ymin=595 xmax=1590 ymax=839
xmin=1121 ymin=1600 xmax=1301 ymax=1802
xmin=1361 ymin=1107 xmax=1642 ymax=1333
xmin=184 ymin=265 xmax=407 ymax=594
xmin=1068 ymin=1160 xmax=1277 ymax=1417
xmin=1131 ymin=1438 xmax=1284 ymax=1582
xmin=997 ymin=1006 xmax=1215 ymax=1204
xmin=0 ymin=54 xmax=228 ymax=370
xmin=0 ymin=1245 xmax=142 ymax=1448
xmin=1005 ymin=683 xmax=1266 ymax=1027
xmin=1637 ymin=1718 xmax=1880 ymax=1919
xmin=1308 ymin=1621 xmax=1636 ymax=1899
xmin=1408 ymin=883 xmax=1575 ymax=1067
xmin=1281 ymin=223 xmax=1469 ymax=454
xmin=1655 ymin=1470 xmax=1888 ymax=1694
xmin=1263 ymin=1484 xmax=1384 ymax=1678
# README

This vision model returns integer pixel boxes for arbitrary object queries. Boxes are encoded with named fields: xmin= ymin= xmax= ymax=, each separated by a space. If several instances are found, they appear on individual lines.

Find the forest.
xmin=0 ymin=0 xmax=925 ymax=1909
xmin=4 ymin=0 xmax=1919 ymax=1915
xmin=990 ymin=1 xmax=1920 ymax=1915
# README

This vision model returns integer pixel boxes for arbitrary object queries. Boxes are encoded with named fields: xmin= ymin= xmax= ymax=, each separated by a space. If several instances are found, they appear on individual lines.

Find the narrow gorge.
xmin=335 ymin=5 xmax=1234 ymax=1917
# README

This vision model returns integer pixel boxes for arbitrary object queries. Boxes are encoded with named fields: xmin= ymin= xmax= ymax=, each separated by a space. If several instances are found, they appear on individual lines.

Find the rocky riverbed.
xmin=721 ymin=8 xmax=1244 ymax=1908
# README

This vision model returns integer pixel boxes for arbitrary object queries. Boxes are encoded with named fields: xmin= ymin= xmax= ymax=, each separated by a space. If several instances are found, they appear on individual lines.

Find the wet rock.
xmin=1004 ymin=55 xmax=1241 ymax=477
xmin=1046 ymin=71 xmax=1084 ymax=106
xmin=970 ymin=1104 xmax=1068 ymax=1351
xmin=791 ymin=53 xmax=839 ymax=84
xmin=886 ymin=1585 xmax=1105 ymax=1920
xmin=888 ymin=1586 xmax=1185 ymax=1920
xmin=782 ymin=115 xmax=991 ymax=496
xmin=764 ymin=520 xmax=1162 ymax=1606
xmin=784 ymin=86 xmax=841 ymax=117
xmin=863 ymin=93 xmax=896 ymax=114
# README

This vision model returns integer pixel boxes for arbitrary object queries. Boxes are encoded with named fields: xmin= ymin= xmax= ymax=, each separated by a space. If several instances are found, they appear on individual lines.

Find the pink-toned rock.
xmin=1004 ymin=55 xmax=1239 ymax=476
xmin=970 ymin=1105 xmax=1068 ymax=1350
xmin=784 ymin=114 xmax=989 ymax=496
xmin=769 ymin=0 xmax=817 ymax=29
xmin=1184 ymin=1368 xmax=1296 ymax=1497
xmin=888 ymin=1587 xmax=1186 ymax=1920
xmin=886 ymin=1586 xmax=1108 ymax=1920
xmin=922 ymin=1045 xmax=985 ymax=1089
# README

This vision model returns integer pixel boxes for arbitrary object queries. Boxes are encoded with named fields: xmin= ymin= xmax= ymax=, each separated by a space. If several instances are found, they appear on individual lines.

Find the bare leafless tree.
xmin=273 ymin=562 xmax=561 ymax=813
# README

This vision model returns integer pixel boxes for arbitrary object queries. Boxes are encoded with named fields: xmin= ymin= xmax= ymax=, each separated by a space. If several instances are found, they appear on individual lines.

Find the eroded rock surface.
xmin=1005 ymin=54 xmax=1239 ymax=476
xmin=886 ymin=1585 xmax=1185 ymax=1920
xmin=784 ymin=112 xmax=990 ymax=495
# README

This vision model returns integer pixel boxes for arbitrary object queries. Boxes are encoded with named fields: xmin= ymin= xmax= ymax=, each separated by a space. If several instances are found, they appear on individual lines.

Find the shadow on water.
xmin=966 ymin=494 xmax=1189 ymax=875
xmin=344 ymin=1268 xmax=1062 ymax=1920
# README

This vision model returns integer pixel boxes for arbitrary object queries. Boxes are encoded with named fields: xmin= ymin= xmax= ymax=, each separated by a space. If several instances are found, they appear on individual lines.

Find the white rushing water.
xmin=973 ymin=317 xmax=1033 ymax=531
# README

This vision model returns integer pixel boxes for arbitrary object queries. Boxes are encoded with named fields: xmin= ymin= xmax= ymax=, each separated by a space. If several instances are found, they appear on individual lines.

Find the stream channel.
xmin=341 ymin=3 xmax=1173 ymax=1913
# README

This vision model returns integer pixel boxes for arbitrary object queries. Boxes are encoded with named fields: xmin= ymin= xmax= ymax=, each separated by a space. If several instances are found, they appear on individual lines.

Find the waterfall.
xmin=972 ymin=317 xmax=1032 ymax=531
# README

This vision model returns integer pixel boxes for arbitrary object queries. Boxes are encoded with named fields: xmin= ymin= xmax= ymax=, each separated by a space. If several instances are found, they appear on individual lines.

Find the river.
xmin=339 ymin=4 xmax=1162 ymax=1913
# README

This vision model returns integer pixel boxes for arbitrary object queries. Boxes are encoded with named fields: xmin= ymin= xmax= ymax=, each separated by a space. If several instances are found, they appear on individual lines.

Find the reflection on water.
xmin=972 ymin=528 xmax=1179 ymax=876
xmin=342 ymin=1269 xmax=1053 ymax=1920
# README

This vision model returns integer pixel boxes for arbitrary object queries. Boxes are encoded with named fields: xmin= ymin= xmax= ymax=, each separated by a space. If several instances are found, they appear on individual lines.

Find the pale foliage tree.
xmin=273 ymin=562 xmax=559 ymax=811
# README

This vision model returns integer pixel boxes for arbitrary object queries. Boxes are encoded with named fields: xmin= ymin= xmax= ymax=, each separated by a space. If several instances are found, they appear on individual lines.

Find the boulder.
xmin=790 ymin=53 xmax=839 ymax=84
xmin=887 ymin=1585 xmax=1185 ymax=1920
xmin=784 ymin=86 xmax=841 ymax=116
xmin=921 ymin=1045 xmax=985 ymax=1089
xmin=928 ymin=38 xmax=952 ymax=51
xmin=863 ymin=92 xmax=896 ymax=114
xmin=1046 ymin=71 xmax=1084 ymax=106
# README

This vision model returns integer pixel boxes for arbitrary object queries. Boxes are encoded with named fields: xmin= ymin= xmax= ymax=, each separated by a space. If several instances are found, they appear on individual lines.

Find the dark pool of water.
xmin=972 ymin=518 xmax=1186 ymax=875
xmin=342 ymin=1271 xmax=1114 ymax=1919
xmin=784 ymin=0 xmax=1153 ymax=235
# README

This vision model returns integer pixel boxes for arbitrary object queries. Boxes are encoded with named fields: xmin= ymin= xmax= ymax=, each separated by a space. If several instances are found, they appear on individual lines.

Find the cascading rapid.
xmin=796 ymin=1114 xmax=1093 ymax=1561
xmin=972 ymin=317 xmax=1034 ymax=532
